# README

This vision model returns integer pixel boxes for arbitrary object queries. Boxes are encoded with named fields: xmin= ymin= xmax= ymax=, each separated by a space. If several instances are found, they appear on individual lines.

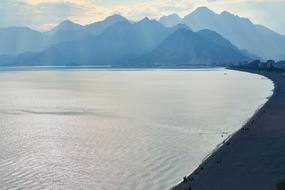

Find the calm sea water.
xmin=0 ymin=68 xmax=273 ymax=190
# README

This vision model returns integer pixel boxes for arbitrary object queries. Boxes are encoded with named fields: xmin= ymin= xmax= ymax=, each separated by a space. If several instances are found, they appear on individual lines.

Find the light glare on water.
xmin=0 ymin=69 xmax=273 ymax=190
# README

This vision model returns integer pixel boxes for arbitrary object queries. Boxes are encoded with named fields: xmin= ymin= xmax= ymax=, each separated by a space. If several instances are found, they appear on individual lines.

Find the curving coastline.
xmin=172 ymin=69 xmax=285 ymax=190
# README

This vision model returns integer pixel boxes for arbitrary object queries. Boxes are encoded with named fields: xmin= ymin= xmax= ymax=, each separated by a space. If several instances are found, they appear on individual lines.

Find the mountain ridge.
xmin=0 ymin=15 xmax=129 ymax=56
xmin=0 ymin=20 xmax=250 ymax=67
xmin=131 ymin=28 xmax=249 ymax=66
xmin=0 ymin=8 xmax=283 ymax=67
xmin=159 ymin=7 xmax=285 ymax=60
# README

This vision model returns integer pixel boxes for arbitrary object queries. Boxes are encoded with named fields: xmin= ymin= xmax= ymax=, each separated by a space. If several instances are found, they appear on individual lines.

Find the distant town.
xmin=232 ymin=60 xmax=285 ymax=72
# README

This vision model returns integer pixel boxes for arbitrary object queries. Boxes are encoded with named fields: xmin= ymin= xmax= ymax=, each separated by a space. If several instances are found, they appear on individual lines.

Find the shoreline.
xmin=172 ymin=69 xmax=285 ymax=190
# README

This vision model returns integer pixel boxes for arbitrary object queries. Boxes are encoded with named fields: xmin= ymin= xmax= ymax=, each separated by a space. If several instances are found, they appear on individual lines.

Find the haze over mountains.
xmin=0 ymin=15 xmax=128 ymax=56
xmin=0 ymin=7 xmax=284 ymax=67
xmin=132 ymin=28 xmax=248 ymax=67
xmin=160 ymin=7 xmax=285 ymax=61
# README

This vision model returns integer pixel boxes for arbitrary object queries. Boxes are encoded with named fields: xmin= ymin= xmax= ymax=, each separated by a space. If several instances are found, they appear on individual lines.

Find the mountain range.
xmin=0 ymin=7 xmax=284 ymax=67
xmin=0 ymin=15 xmax=128 ymax=56
xmin=132 ymin=28 xmax=248 ymax=66
xmin=159 ymin=7 xmax=285 ymax=61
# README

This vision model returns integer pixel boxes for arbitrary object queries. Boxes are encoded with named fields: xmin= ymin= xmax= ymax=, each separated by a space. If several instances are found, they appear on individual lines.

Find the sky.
xmin=0 ymin=0 xmax=285 ymax=35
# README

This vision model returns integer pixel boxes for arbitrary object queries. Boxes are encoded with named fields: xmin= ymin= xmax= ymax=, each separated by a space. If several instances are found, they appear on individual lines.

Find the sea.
xmin=0 ymin=68 xmax=274 ymax=190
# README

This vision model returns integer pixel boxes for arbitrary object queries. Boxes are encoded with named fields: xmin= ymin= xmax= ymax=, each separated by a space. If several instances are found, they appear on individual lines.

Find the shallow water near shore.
xmin=0 ymin=68 xmax=273 ymax=190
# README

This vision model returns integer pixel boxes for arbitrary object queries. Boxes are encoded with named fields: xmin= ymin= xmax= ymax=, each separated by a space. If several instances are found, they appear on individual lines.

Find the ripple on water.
xmin=0 ymin=69 xmax=273 ymax=190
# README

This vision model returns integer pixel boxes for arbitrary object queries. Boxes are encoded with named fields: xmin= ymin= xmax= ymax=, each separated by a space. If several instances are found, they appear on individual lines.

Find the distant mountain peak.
xmin=141 ymin=17 xmax=151 ymax=22
xmin=219 ymin=11 xmax=253 ymax=25
xmin=58 ymin=19 xmax=81 ymax=28
xmin=137 ymin=17 xmax=158 ymax=25
xmin=182 ymin=7 xmax=216 ymax=21
xmin=220 ymin=11 xmax=233 ymax=16
xmin=191 ymin=6 xmax=216 ymax=16
xmin=195 ymin=6 xmax=211 ymax=11
xmin=104 ymin=14 xmax=127 ymax=22
xmin=84 ymin=14 xmax=128 ymax=35
xmin=60 ymin=19 xmax=74 ymax=25
xmin=86 ymin=14 xmax=127 ymax=28
xmin=48 ymin=19 xmax=83 ymax=33
xmin=159 ymin=14 xmax=182 ymax=27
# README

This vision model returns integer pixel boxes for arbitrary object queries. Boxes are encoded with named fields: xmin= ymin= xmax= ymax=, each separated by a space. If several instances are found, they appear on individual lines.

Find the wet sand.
xmin=172 ymin=70 xmax=285 ymax=190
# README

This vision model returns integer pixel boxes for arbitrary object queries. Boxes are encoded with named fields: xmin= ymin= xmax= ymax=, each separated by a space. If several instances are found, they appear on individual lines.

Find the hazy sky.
xmin=1 ymin=0 xmax=285 ymax=34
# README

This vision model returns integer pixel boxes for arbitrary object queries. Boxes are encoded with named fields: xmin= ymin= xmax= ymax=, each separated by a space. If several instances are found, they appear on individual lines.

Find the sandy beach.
xmin=173 ymin=70 xmax=285 ymax=190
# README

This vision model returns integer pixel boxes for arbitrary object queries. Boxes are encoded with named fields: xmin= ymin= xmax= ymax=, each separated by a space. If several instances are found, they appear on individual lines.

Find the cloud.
xmin=0 ymin=0 xmax=194 ymax=30
xmin=0 ymin=0 xmax=284 ymax=35
xmin=113 ymin=0 xmax=194 ymax=19
xmin=0 ymin=0 xmax=85 ymax=30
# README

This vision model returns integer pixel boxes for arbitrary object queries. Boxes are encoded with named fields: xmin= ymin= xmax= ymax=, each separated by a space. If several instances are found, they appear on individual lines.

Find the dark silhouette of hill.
xmin=130 ymin=28 xmax=249 ymax=66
